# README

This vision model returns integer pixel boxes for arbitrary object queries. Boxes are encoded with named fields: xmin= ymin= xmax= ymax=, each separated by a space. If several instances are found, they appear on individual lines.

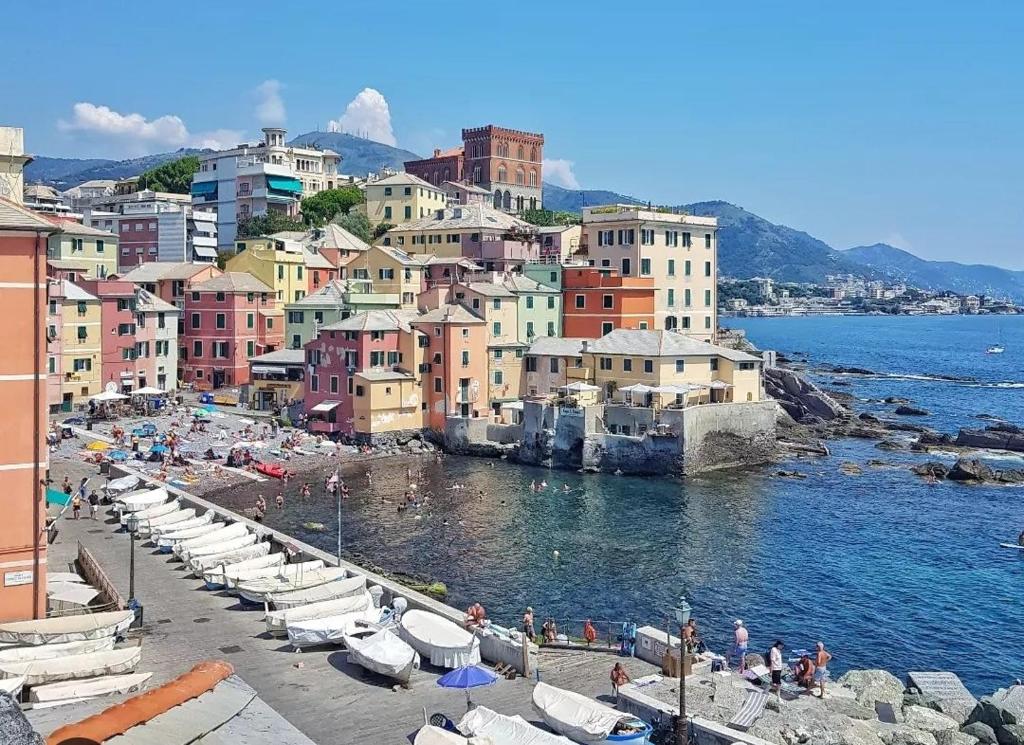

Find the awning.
xmin=190 ymin=181 xmax=218 ymax=196
xmin=192 ymin=245 xmax=218 ymax=259
xmin=267 ymin=176 xmax=303 ymax=194
xmin=252 ymin=365 xmax=288 ymax=375
xmin=618 ymin=384 xmax=652 ymax=394
xmin=310 ymin=400 xmax=341 ymax=413
xmin=561 ymin=382 xmax=600 ymax=392
xmin=500 ymin=401 xmax=525 ymax=410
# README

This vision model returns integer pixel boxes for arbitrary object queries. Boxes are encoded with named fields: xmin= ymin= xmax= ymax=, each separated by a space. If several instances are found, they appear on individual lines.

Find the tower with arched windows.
xmin=461 ymin=125 xmax=543 ymax=215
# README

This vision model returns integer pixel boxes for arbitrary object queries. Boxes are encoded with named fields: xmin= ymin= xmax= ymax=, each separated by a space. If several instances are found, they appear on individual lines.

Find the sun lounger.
xmin=728 ymin=690 xmax=769 ymax=731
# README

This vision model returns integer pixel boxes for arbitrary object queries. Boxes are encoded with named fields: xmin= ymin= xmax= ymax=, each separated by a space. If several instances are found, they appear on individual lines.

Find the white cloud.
xmin=327 ymin=88 xmax=396 ymax=146
xmin=543 ymin=158 xmax=580 ymax=189
xmin=58 ymin=102 xmax=242 ymax=152
xmin=254 ymin=79 xmax=286 ymax=126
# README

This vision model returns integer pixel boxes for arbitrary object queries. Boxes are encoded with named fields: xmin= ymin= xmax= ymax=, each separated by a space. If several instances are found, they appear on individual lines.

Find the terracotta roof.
xmin=412 ymin=304 xmax=485 ymax=325
xmin=0 ymin=198 xmax=57 ymax=231
xmin=192 ymin=272 xmax=273 ymax=294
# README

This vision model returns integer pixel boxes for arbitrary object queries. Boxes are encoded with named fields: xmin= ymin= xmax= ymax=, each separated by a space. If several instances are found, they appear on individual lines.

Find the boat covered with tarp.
xmin=531 ymin=682 xmax=652 ymax=744
xmin=459 ymin=706 xmax=575 ymax=745
xmin=0 ymin=645 xmax=141 ymax=686
xmin=345 ymin=627 xmax=419 ymax=683
xmin=398 ymin=610 xmax=481 ymax=669
xmin=203 ymin=552 xmax=283 ymax=590
xmin=0 ymin=610 xmax=134 ymax=646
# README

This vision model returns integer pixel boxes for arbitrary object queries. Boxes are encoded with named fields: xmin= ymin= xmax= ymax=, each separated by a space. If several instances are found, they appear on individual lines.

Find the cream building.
xmin=49 ymin=280 xmax=102 ymax=408
xmin=581 ymin=205 xmax=718 ymax=340
xmin=362 ymin=172 xmax=446 ymax=227
xmin=47 ymin=221 xmax=119 ymax=279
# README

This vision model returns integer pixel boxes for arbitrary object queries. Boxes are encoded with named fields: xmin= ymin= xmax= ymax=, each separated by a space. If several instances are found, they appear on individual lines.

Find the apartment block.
xmin=561 ymin=267 xmax=656 ymax=338
xmin=362 ymin=172 xmax=446 ymax=226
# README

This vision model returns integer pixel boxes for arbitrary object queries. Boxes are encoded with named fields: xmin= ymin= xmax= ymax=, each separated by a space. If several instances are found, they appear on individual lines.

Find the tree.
xmin=518 ymin=208 xmax=581 ymax=227
xmin=333 ymin=211 xmax=371 ymax=243
xmin=373 ymin=222 xmax=395 ymax=240
xmin=138 ymin=155 xmax=200 ymax=194
xmin=300 ymin=187 xmax=363 ymax=227
xmin=236 ymin=212 xmax=306 ymax=239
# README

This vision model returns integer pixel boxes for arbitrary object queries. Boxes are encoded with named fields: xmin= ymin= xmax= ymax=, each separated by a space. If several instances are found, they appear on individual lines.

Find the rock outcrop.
xmin=764 ymin=367 xmax=848 ymax=423
xmin=839 ymin=669 xmax=908 ymax=708
xmin=946 ymin=458 xmax=995 ymax=482
xmin=896 ymin=405 xmax=931 ymax=416
xmin=965 ymin=685 xmax=1024 ymax=745
xmin=955 ymin=426 xmax=1024 ymax=453
xmin=912 ymin=461 xmax=950 ymax=479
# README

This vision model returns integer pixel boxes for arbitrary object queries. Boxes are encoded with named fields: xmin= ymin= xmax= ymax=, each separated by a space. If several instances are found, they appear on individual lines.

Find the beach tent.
xmin=131 ymin=386 xmax=165 ymax=396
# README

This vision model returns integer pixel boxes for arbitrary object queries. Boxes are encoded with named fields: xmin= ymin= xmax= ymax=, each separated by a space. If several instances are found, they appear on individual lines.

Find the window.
xmin=296 ymin=265 xmax=303 ymax=280
xmin=277 ymin=265 xmax=284 ymax=280
xmin=526 ymin=321 xmax=534 ymax=337
xmin=621 ymin=258 xmax=631 ymax=275
xmin=404 ymin=206 xmax=412 ymax=220
xmin=739 ymin=361 xmax=756 ymax=370
xmin=494 ymin=370 xmax=504 ymax=384
xmin=71 ymin=238 xmax=83 ymax=251
xmin=603 ymin=294 xmax=614 ymax=309
xmin=705 ymin=316 xmax=712 ymax=329
xmin=461 ymin=350 xmax=470 ymax=366
xmin=330 ymin=375 xmax=339 ymax=393
xmin=547 ymin=296 xmax=556 ymax=310
xmin=494 ymin=349 xmax=504 ymax=360
xmin=639 ymin=321 xmax=649 ymax=329
xmin=596 ymin=230 xmax=614 ymax=246
xmin=549 ymin=358 xmax=559 ymax=374
xmin=215 ymin=291 xmax=225 ymax=302
xmin=682 ymin=232 xmax=692 ymax=248
xmin=73 ymin=358 xmax=91 ymax=372
xmin=617 ymin=229 xmax=635 ymax=245
xmin=685 ymin=260 xmax=691 ymax=276
xmin=118 ymin=323 xmax=134 ymax=336
xmin=384 ymin=187 xmax=393 ymax=196
xmin=492 ymin=322 xmax=501 ymax=336
xmin=216 ymin=313 xmax=226 ymax=329
xmin=710 ymin=358 xmax=719 ymax=371
xmin=48 ymin=356 xmax=56 ymax=374
xmin=379 ymin=268 xmax=395 ymax=280
xmin=599 ymin=357 xmax=612 ymax=370
xmin=497 ymin=166 xmax=507 ymax=182
xmin=705 ymin=289 xmax=712 ymax=306
xmin=526 ymin=296 xmax=534 ymax=309
xmin=705 ymin=261 xmax=712 ymax=277
xmin=665 ymin=230 xmax=678 ymax=247
xmin=356 ymin=385 xmax=365 ymax=396
xmin=96 ymin=240 xmax=104 ymax=253
xmin=310 ymin=374 xmax=319 ymax=392
xmin=525 ymin=357 xmax=537 ymax=372
xmin=213 ymin=341 xmax=229 ymax=358
xmin=287 ymin=311 xmax=304 ymax=324
xmin=640 ymin=258 xmax=651 ymax=276
xmin=193 ymin=340 xmax=203 ymax=357
xmin=676 ymin=359 xmax=685 ymax=373
xmin=384 ymin=206 xmax=392 ymax=220
xmin=77 ymin=301 xmax=87 ymax=316
xmin=601 ymin=321 xmax=614 ymax=335
xmin=623 ymin=358 xmax=632 ymax=372
xmin=640 ymin=229 xmax=654 ymax=245
xmin=157 ymin=312 xmax=166 ymax=329
xmin=77 ymin=325 xmax=87 ymax=340
xmin=668 ymin=289 xmax=675 ymax=306
xmin=370 ymin=351 xmax=385 ymax=366
xmin=246 ymin=313 xmax=254 ymax=329
xmin=575 ymin=294 xmax=585 ymax=309
xmin=434 ymin=377 xmax=443 ymax=392
xmin=705 ymin=233 xmax=712 ymax=248
xmin=682 ymin=316 xmax=691 ymax=330
xmin=266 ymin=317 xmax=273 ymax=329
xmin=492 ymin=298 xmax=501 ymax=310
xmin=644 ymin=359 xmax=653 ymax=373
xmin=685 ymin=289 xmax=692 ymax=307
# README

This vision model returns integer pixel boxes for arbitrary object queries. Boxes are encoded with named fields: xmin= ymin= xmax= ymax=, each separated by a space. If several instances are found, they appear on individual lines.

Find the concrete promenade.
xmin=31 ymin=464 xmax=658 ymax=743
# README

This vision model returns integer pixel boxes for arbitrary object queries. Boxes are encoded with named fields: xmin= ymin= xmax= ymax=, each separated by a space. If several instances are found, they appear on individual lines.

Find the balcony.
xmin=456 ymin=387 xmax=478 ymax=404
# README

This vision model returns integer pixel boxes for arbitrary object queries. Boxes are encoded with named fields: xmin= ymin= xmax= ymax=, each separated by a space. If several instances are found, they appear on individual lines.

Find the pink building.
xmin=182 ymin=273 xmax=283 ymax=390
xmin=118 ymin=261 xmax=222 ymax=314
xmin=77 ymin=279 xmax=141 ymax=393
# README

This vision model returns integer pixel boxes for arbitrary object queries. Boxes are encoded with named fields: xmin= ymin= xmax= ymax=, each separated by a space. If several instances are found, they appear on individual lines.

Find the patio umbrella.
xmin=86 ymin=441 xmax=109 ymax=451
xmin=108 ymin=450 xmax=128 ymax=461
xmin=436 ymin=664 xmax=499 ymax=710
xmin=150 ymin=444 xmax=168 ymax=454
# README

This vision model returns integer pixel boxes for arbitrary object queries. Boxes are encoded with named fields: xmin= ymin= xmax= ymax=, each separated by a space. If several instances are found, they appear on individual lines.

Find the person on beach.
xmin=583 ymin=619 xmax=597 ymax=646
xmin=522 ymin=607 xmax=536 ymax=641
xmin=62 ymin=476 xmax=72 ymax=498
xmin=611 ymin=662 xmax=631 ymax=696
xmin=71 ymin=492 xmax=82 ymax=519
xmin=275 ymin=493 xmax=284 ymax=509
xmin=731 ymin=620 xmax=749 ymax=673
xmin=769 ymin=640 xmax=785 ymax=694
xmin=88 ymin=490 xmax=100 ymax=520
xmin=813 ymin=641 xmax=832 ymax=698
xmin=796 ymin=654 xmax=815 ymax=691
xmin=542 ymin=618 xmax=558 ymax=643
xmin=301 ymin=483 xmax=311 ymax=498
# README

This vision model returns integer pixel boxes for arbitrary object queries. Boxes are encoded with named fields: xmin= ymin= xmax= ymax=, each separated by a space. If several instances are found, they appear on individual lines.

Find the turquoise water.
xmin=208 ymin=315 xmax=1024 ymax=694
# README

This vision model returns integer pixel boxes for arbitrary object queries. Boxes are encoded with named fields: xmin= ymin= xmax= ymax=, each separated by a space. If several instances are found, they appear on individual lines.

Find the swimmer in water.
xmin=563 ymin=484 xmax=571 ymax=492
xmin=275 ymin=493 xmax=284 ymax=509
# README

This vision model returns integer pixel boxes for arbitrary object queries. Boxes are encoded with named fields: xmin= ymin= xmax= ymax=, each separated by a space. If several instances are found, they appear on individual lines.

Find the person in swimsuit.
xmin=814 ymin=641 xmax=832 ymax=698
xmin=731 ymin=620 xmax=749 ymax=673
xmin=610 ymin=662 xmax=631 ymax=695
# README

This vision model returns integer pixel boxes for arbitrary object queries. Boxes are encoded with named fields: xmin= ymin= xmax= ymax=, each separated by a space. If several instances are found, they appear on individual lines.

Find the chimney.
xmin=434 ymin=148 xmax=441 ymax=158
xmin=581 ymin=340 xmax=590 ymax=352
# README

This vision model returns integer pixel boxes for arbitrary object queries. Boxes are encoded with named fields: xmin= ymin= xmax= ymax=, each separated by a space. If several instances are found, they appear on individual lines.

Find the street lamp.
xmin=124 ymin=513 xmax=140 ymax=608
xmin=674 ymin=596 xmax=693 ymax=745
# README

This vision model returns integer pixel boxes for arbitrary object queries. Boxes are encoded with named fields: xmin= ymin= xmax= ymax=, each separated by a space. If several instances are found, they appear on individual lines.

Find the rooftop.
xmin=357 ymin=369 xmax=417 ymax=382
xmin=526 ymin=336 xmax=588 ymax=357
xmin=374 ymin=244 xmax=421 ymax=266
xmin=319 ymin=309 xmax=419 ymax=333
xmin=442 ymin=180 xmax=490 ymax=195
xmin=462 ymin=281 xmax=515 ymax=298
xmin=192 ymin=272 xmax=274 ymax=294
xmin=501 ymin=274 xmax=560 ymax=294
xmin=412 ymin=303 xmax=485 ymax=325
xmin=588 ymin=329 xmax=760 ymax=361
xmin=302 ymin=248 xmax=334 ymax=269
xmin=46 ymin=216 xmax=118 ymax=238
xmin=248 ymin=348 xmax=305 ymax=365
xmin=119 ymin=262 xmax=220 ymax=282
xmin=0 ymin=198 xmax=59 ymax=231
xmin=369 ymin=172 xmax=437 ymax=190
xmin=308 ymin=224 xmax=369 ymax=253
xmin=55 ymin=280 xmax=99 ymax=302
xmin=581 ymin=205 xmax=718 ymax=227
xmin=135 ymin=288 xmax=179 ymax=313
xmin=386 ymin=203 xmax=533 ymax=234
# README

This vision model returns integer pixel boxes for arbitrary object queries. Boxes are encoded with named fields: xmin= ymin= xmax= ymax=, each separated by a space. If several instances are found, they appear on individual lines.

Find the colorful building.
xmin=581 ymin=205 xmax=718 ymax=340
xmin=118 ymin=261 xmax=222 ymax=310
xmin=181 ymin=273 xmax=283 ymax=390
xmin=226 ymin=235 xmax=334 ymax=305
xmin=46 ymin=219 xmax=118 ymax=279
xmin=82 ymin=198 xmax=218 ymax=269
xmin=561 ymin=267 xmax=656 ymax=338
xmin=452 ymin=283 xmax=524 ymax=412
xmin=503 ymin=273 xmax=562 ymax=341
xmin=246 ymin=349 xmax=305 ymax=412
xmin=362 ymin=172 xmax=446 ymax=227
xmin=47 ymin=280 xmax=102 ymax=412
xmin=134 ymin=289 xmax=180 ymax=392
xmin=536 ymin=225 xmax=582 ymax=264
xmin=304 ymin=224 xmax=370 ymax=278
xmin=521 ymin=337 xmax=589 ymax=397
xmin=0 ymin=196 xmax=54 ymax=621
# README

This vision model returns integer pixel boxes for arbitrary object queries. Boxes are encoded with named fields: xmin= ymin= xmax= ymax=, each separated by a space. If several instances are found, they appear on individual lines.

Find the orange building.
xmin=562 ymin=267 xmax=656 ymax=338
xmin=410 ymin=304 xmax=487 ymax=430
xmin=0 ymin=199 xmax=55 ymax=621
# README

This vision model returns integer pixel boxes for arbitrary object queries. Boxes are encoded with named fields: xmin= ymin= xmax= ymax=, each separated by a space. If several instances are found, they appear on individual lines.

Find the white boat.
xmin=459 ymin=706 xmax=575 ymax=745
xmin=0 ymin=636 xmax=114 ymax=664
xmin=236 ymin=567 xmax=346 ymax=606
xmin=398 ymin=610 xmax=481 ymax=669
xmin=0 ymin=610 xmax=134 ymax=646
xmin=47 ymin=572 xmax=85 ymax=584
xmin=135 ymin=508 xmax=196 ymax=536
xmin=203 ymin=552 xmax=283 ymax=590
xmin=345 ymin=628 xmax=419 ymax=683
xmin=29 ymin=671 xmax=153 ymax=705
xmin=0 ymin=676 xmax=25 ymax=697
xmin=225 ymin=559 xmax=323 ymax=592
xmin=179 ymin=532 xmax=257 ymax=564
xmin=532 ymin=681 xmax=652 ymax=745
xmin=267 ymin=573 xmax=367 ymax=611
xmin=0 ymin=646 xmax=141 ymax=686
xmin=1000 ymin=542 xmax=1024 ymax=551
xmin=266 ymin=589 xmax=374 ymax=636
xmin=119 ymin=498 xmax=180 ymax=526
xmin=149 ymin=511 xmax=214 ymax=539
xmin=115 ymin=486 xmax=169 ymax=513
xmin=188 ymin=541 xmax=271 ymax=578
xmin=156 ymin=521 xmax=225 ymax=551
xmin=987 ymin=345 xmax=1005 ymax=354
xmin=172 ymin=523 xmax=249 ymax=559
xmin=104 ymin=474 xmax=140 ymax=495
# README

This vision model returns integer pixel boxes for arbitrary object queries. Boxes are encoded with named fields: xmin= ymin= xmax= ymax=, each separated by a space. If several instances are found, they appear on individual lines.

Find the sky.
xmin=3 ymin=1 xmax=1022 ymax=268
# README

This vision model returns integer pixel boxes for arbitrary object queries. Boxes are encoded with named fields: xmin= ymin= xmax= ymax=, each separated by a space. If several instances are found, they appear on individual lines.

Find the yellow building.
xmin=345 ymin=245 xmax=424 ymax=310
xmin=49 ymin=280 xmax=102 ymax=407
xmin=362 ymin=172 xmax=446 ymax=227
xmin=226 ymin=235 xmax=328 ymax=304
xmin=46 ymin=220 xmax=118 ymax=279
xmin=452 ymin=282 xmax=525 ymax=412
xmin=587 ymin=329 xmax=762 ymax=405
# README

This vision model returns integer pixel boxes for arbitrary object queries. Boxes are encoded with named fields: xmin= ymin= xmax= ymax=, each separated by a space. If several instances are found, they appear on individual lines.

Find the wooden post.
xmin=521 ymin=629 xmax=531 ymax=678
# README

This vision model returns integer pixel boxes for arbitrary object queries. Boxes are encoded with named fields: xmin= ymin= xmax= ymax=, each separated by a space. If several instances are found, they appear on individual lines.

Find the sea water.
xmin=207 ymin=315 xmax=1024 ymax=693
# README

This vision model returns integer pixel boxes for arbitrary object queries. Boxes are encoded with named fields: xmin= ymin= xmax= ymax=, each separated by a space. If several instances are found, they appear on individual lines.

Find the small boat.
xmin=237 ymin=567 xmax=347 ymax=606
xmin=225 ymin=559 xmax=324 ymax=592
xmin=0 ymin=610 xmax=134 ymax=646
xmin=149 ymin=511 xmax=214 ymax=539
xmin=999 ymin=543 xmax=1024 ymax=551
xmin=29 ymin=671 xmax=153 ymax=705
xmin=345 ymin=628 xmax=420 ymax=683
xmin=135 ymin=508 xmax=196 ymax=536
xmin=119 ymin=498 xmax=180 ymax=527
xmin=171 ymin=523 xmax=249 ymax=558
xmin=267 ymin=574 xmax=368 ymax=611
xmin=179 ymin=532 xmax=258 ymax=564
xmin=255 ymin=462 xmax=286 ymax=479
xmin=987 ymin=345 xmax=1005 ymax=354
xmin=156 ymin=521 xmax=226 ymax=551
xmin=203 ymin=552 xmax=284 ymax=591
xmin=0 ymin=676 xmax=25 ymax=697
xmin=104 ymin=474 xmax=140 ymax=496
xmin=532 ymin=681 xmax=653 ymax=744
xmin=188 ymin=541 xmax=271 ymax=577
xmin=0 ymin=646 xmax=142 ymax=686
xmin=398 ymin=610 xmax=481 ymax=669
xmin=286 ymin=608 xmax=381 ymax=649
xmin=0 ymin=637 xmax=114 ymax=664
xmin=115 ymin=486 xmax=169 ymax=513
xmin=265 ymin=589 xmax=374 ymax=636
xmin=459 ymin=706 xmax=574 ymax=745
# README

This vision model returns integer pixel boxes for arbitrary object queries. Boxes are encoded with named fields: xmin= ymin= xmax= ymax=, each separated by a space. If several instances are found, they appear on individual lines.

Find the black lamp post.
xmin=674 ymin=597 xmax=692 ymax=745
xmin=124 ymin=512 xmax=139 ymax=608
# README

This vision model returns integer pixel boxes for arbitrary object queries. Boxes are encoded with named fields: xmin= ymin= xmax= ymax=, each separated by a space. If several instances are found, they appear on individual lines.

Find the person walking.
xmin=610 ymin=662 xmax=631 ymax=696
xmin=71 ymin=492 xmax=82 ymax=520
xmin=61 ymin=476 xmax=72 ymax=498
xmin=813 ymin=641 xmax=832 ymax=698
xmin=731 ymin=620 xmax=749 ymax=673
xmin=769 ymin=640 xmax=785 ymax=694
xmin=88 ymin=490 xmax=100 ymax=520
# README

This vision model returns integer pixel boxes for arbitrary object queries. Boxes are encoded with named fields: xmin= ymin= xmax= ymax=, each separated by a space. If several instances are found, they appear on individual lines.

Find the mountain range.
xmin=22 ymin=139 xmax=1024 ymax=300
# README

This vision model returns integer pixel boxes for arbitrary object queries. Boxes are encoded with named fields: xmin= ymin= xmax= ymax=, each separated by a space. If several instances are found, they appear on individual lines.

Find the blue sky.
xmin=4 ymin=1 xmax=1022 ymax=267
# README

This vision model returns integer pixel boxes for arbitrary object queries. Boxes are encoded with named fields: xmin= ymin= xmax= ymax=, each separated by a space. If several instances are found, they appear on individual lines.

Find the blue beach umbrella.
xmin=150 ymin=444 xmax=168 ymax=454
xmin=436 ymin=664 xmax=499 ymax=710
xmin=108 ymin=450 xmax=128 ymax=461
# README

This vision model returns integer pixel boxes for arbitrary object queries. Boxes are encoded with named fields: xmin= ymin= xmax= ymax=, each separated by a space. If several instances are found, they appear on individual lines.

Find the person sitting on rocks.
xmin=796 ymin=654 xmax=815 ymax=690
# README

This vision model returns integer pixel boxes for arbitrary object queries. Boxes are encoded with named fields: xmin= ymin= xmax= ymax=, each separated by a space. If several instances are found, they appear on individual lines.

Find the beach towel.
xmin=729 ymin=690 xmax=769 ymax=731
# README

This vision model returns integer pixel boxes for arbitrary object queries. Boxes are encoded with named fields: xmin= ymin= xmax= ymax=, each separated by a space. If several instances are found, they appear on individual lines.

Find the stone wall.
xmin=677 ymin=401 xmax=778 ymax=474
xmin=581 ymin=433 xmax=681 ymax=475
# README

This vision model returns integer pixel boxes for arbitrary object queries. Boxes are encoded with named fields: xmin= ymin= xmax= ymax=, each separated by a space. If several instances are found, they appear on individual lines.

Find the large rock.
xmin=947 ymin=458 xmax=995 ymax=482
xmin=967 ymin=686 xmax=1024 ymax=735
xmin=995 ymin=469 xmax=1024 ymax=484
xmin=918 ymin=431 xmax=955 ymax=446
xmin=912 ymin=461 xmax=949 ymax=479
xmin=896 ymin=405 xmax=931 ymax=416
xmin=904 ymin=706 xmax=960 ymax=735
xmin=962 ymin=722 xmax=998 ymax=744
xmin=764 ymin=367 xmax=847 ymax=422
xmin=935 ymin=733 xmax=979 ymax=745
xmin=998 ymin=724 xmax=1024 ymax=745
xmin=955 ymin=429 xmax=1024 ymax=453
xmin=840 ymin=669 xmax=907 ymax=707
xmin=878 ymin=726 xmax=938 ymax=745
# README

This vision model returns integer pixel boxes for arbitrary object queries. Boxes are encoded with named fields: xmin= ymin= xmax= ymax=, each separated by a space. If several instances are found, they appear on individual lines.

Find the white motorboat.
xmin=0 ymin=676 xmax=25 ymax=697
xmin=0 ymin=610 xmax=134 ymax=646
xmin=0 ymin=637 xmax=114 ymax=664
xmin=179 ymin=532 xmax=257 ymax=564
xmin=203 ymin=552 xmax=283 ymax=590
xmin=188 ymin=541 xmax=271 ymax=578
xmin=119 ymin=498 xmax=180 ymax=527
xmin=398 ymin=610 xmax=480 ymax=669
xmin=104 ymin=474 xmax=140 ymax=496
xmin=267 ymin=574 xmax=367 ymax=611
xmin=459 ymin=706 xmax=575 ymax=745
xmin=149 ymin=511 xmax=214 ymax=539
xmin=29 ymin=671 xmax=153 ymax=705
xmin=265 ymin=589 xmax=374 ymax=636
xmin=225 ymin=559 xmax=323 ymax=592
xmin=344 ymin=627 xmax=419 ymax=683
xmin=172 ymin=523 xmax=249 ymax=559
xmin=115 ymin=486 xmax=169 ymax=513
xmin=156 ymin=521 xmax=225 ymax=551
xmin=286 ymin=607 xmax=380 ymax=649
xmin=237 ymin=567 xmax=346 ymax=606
xmin=134 ymin=508 xmax=196 ymax=536
xmin=0 ymin=646 xmax=141 ymax=686
xmin=532 ymin=681 xmax=652 ymax=745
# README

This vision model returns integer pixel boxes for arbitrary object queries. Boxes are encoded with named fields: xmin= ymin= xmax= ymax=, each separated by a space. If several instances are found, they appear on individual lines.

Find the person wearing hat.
xmin=522 ymin=606 xmax=536 ymax=642
xmin=730 ymin=619 xmax=749 ymax=673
